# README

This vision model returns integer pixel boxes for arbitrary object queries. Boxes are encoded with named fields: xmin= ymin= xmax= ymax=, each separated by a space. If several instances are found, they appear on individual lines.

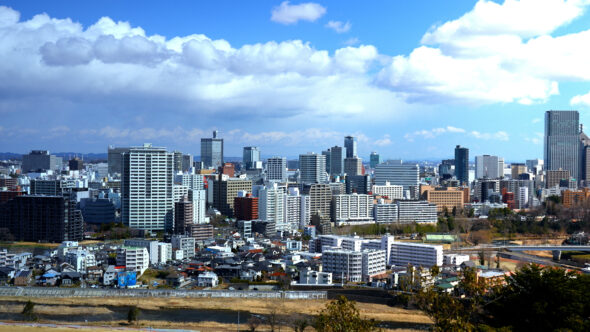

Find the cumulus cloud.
xmin=377 ymin=0 xmax=590 ymax=104
xmin=271 ymin=1 xmax=326 ymax=25
xmin=325 ymin=20 xmax=351 ymax=33
xmin=571 ymin=90 xmax=590 ymax=107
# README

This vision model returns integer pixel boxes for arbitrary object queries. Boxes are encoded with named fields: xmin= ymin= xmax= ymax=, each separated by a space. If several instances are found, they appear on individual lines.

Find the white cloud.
xmin=470 ymin=130 xmax=509 ymax=141
xmin=531 ymin=118 xmax=542 ymax=123
xmin=325 ymin=20 xmax=351 ymax=33
xmin=374 ymin=135 xmax=392 ymax=147
xmin=571 ymin=90 xmax=590 ymax=107
xmin=377 ymin=0 xmax=590 ymax=104
xmin=343 ymin=37 xmax=360 ymax=46
xmin=405 ymin=126 xmax=508 ymax=142
xmin=271 ymin=1 xmax=326 ymax=25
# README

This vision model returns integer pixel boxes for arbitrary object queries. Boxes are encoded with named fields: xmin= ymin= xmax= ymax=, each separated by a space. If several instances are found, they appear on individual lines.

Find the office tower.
xmin=510 ymin=163 xmax=527 ymax=180
xmin=346 ymin=175 xmax=371 ymax=194
xmin=473 ymin=179 xmax=500 ymax=202
xmin=107 ymin=146 xmax=130 ymax=175
xmin=243 ymin=146 xmax=261 ymax=170
xmin=475 ymin=155 xmax=503 ymax=179
xmin=259 ymin=183 xmax=287 ymax=232
xmin=544 ymin=110 xmax=581 ymax=181
xmin=174 ymin=200 xmax=193 ymax=234
xmin=454 ymin=145 xmax=469 ymax=185
xmin=266 ymin=157 xmax=287 ymax=182
xmin=234 ymin=192 xmax=259 ymax=221
xmin=181 ymin=154 xmax=193 ymax=173
xmin=299 ymin=153 xmax=327 ymax=184
xmin=344 ymin=157 xmax=363 ymax=176
xmin=79 ymin=197 xmax=116 ymax=224
xmin=201 ymin=130 xmax=224 ymax=169
xmin=329 ymin=146 xmax=345 ymax=176
xmin=68 ymin=157 xmax=84 ymax=171
xmin=322 ymin=149 xmax=331 ymax=174
xmin=438 ymin=159 xmax=455 ymax=179
xmin=121 ymin=144 xmax=174 ymax=232
xmin=525 ymin=159 xmax=543 ymax=173
xmin=212 ymin=178 xmax=252 ymax=217
xmin=374 ymin=161 xmax=419 ymax=191
xmin=284 ymin=187 xmax=310 ymax=230
xmin=21 ymin=150 xmax=62 ymax=173
xmin=370 ymin=152 xmax=382 ymax=169
xmin=219 ymin=162 xmax=235 ymax=177
xmin=422 ymin=186 xmax=466 ymax=212
xmin=173 ymin=151 xmax=183 ymax=173
xmin=546 ymin=169 xmax=570 ymax=188
xmin=0 ymin=195 xmax=83 ymax=242
xmin=344 ymin=136 xmax=357 ymax=158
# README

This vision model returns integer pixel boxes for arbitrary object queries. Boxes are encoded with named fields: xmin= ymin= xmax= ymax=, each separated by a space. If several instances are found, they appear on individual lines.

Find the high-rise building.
xmin=299 ymin=153 xmax=327 ymax=184
xmin=212 ymin=178 xmax=252 ymax=217
xmin=243 ymin=146 xmax=261 ymax=170
xmin=454 ymin=145 xmax=469 ymax=185
xmin=303 ymin=183 xmax=332 ymax=224
xmin=234 ymin=192 xmax=259 ymax=221
xmin=329 ymin=146 xmax=345 ymax=177
xmin=259 ymin=183 xmax=287 ymax=232
xmin=322 ymin=149 xmax=331 ymax=174
xmin=546 ymin=169 xmax=570 ymax=188
xmin=374 ymin=161 xmax=419 ymax=191
xmin=201 ymin=130 xmax=224 ymax=169
xmin=173 ymin=151 xmax=183 ymax=173
xmin=344 ymin=136 xmax=357 ymax=158
xmin=21 ymin=150 xmax=62 ymax=173
xmin=345 ymin=175 xmax=371 ymax=194
xmin=438 ymin=159 xmax=455 ymax=179
xmin=107 ymin=146 xmax=130 ymax=175
xmin=266 ymin=157 xmax=287 ymax=182
xmin=188 ymin=189 xmax=207 ymax=224
xmin=511 ymin=163 xmax=527 ymax=180
xmin=0 ymin=195 xmax=83 ymax=242
xmin=284 ymin=187 xmax=310 ymax=230
xmin=331 ymin=194 xmax=374 ymax=224
xmin=121 ymin=144 xmax=174 ymax=232
xmin=182 ymin=154 xmax=193 ymax=173
xmin=475 ymin=155 xmax=503 ymax=179
xmin=369 ymin=152 xmax=382 ymax=169
xmin=544 ymin=110 xmax=581 ymax=181
xmin=174 ymin=200 xmax=194 ymax=234
xmin=68 ymin=158 xmax=84 ymax=171
xmin=344 ymin=157 xmax=363 ymax=176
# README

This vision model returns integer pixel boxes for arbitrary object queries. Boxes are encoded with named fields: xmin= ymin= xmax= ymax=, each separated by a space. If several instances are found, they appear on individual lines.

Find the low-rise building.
xmin=116 ymin=247 xmax=149 ymax=275
xmin=298 ymin=267 xmax=333 ymax=285
xmin=197 ymin=271 xmax=219 ymax=287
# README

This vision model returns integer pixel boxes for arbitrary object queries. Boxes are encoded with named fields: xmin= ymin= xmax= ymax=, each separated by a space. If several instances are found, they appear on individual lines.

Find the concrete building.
xmin=322 ymin=249 xmax=386 ymax=282
xmin=197 ymin=271 xmax=219 ymax=287
xmin=328 ymin=146 xmax=345 ymax=177
xmin=475 ymin=155 xmax=503 ymax=179
xmin=345 ymin=175 xmax=371 ymax=194
xmin=22 ymin=150 xmax=62 ymax=173
xmin=234 ymin=192 xmax=259 ymax=221
xmin=171 ymin=235 xmax=195 ymax=259
xmin=259 ymin=183 xmax=287 ymax=231
xmin=299 ymin=267 xmax=333 ymax=285
xmin=175 ymin=173 xmax=204 ymax=190
xmin=186 ymin=223 xmax=214 ymax=241
xmin=372 ymin=181 xmax=404 ymax=200
xmin=174 ymin=200 xmax=193 ymax=234
xmin=284 ymin=187 xmax=310 ymax=230
xmin=212 ymin=178 xmax=252 ymax=217
xmin=116 ymin=246 xmax=149 ymax=275
xmin=201 ymin=130 xmax=224 ymax=169
xmin=389 ymin=242 xmax=443 ymax=267
xmin=266 ymin=157 xmax=287 ymax=182
xmin=80 ymin=198 xmax=115 ymax=224
xmin=64 ymin=249 xmax=96 ymax=273
xmin=157 ymin=243 xmax=172 ymax=263
xmin=511 ymin=163 xmax=527 ymax=180
xmin=299 ymin=153 xmax=327 ymax=184
xmin=243 ymin=146 xmax=261 ymax=170
xmin=303 ymin=184 xmax=332 ymax=224
xmin=121 ymin=144 xmax=174 ymax=232
xmin=546 ymin=169 xmax=570 ymax=188
xmin=108 ymin=146 xmax=130 ymax=175
xmin=443 ymin=254 xmax=470 ymax=266
xmin=374 ymin=161 xmax=419 ymax=191
xmin=181 ymin=154 xmax=193 ymax=173
xmin=188 ymin=189 xmax=207 ymax=224
xmin=421 ymin=186 xmax=466 ymax=212
xmin=396 ymin=200 xmax=437 ymax=223
xmin=332 ymin=194 xmax=374 ymax=225
xmin=344 ymin=157 xmax=363 ymax=176
xmin=544 ymin=110 xmax=581 ymax=181
xmin=124 ymin=239 xmax=160 ymax=265
xmin=373 ymin=202 xmax=398 ymax=223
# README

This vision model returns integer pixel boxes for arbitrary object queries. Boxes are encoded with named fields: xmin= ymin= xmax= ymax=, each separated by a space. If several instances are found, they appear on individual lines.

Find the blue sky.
xmin=2 ymin=0 xmax=590 ymax=161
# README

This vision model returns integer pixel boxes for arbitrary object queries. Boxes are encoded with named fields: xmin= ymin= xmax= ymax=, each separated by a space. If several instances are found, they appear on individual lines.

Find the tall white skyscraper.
xmin=266 ymin=157 xmax=287 ymax=182
xmin=122 ymin=144 xmax=174 ymax=232
xmin=284 ymin=187 xmax=311 ymax=230
xmin=475 ymin=155 xmax=503 ymax=179
xmin=299 ymin=153 xmax=327 ymax=184
xmin=259 ymin=183 xmax=287 ymax=232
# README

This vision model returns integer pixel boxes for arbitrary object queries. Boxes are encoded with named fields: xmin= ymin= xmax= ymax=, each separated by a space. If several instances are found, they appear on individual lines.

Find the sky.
xmin=2 ymin=0 xmax=590 ymax=161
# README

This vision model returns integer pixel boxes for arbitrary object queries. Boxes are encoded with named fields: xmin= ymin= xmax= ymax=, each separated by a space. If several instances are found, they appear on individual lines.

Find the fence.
xmin=0 ymin=287 xmax=326 ymax=300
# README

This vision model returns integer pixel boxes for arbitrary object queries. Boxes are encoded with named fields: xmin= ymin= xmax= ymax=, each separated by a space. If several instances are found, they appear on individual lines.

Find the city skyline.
xmin=3 ymin=1 xmax=590 ymax=159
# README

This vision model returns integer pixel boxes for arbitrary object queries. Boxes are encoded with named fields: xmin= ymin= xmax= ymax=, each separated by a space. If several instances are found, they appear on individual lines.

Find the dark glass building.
xmin=201 ymin=130 xmax=224 ymax=169
xmin=454 ymin=145 xmax=469 ymax=185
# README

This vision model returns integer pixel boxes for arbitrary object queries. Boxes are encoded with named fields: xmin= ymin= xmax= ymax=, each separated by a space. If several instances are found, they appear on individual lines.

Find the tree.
xmin=430 ymin=265 xmax=440 ymax=278
xmin=314 ymin=296 xmax=377 ymax=332
xmin=127 ymin=305 xmax=140 ymax=325
xmin=248 ymin=316 xmax=261 ymax=332
xmin=21 ymin=300 xmax=37 ymax=321
xmin=292 ymin=318 xmax=309 ymax=332
xmin=414 ymin=287 xmax=473 ymax=331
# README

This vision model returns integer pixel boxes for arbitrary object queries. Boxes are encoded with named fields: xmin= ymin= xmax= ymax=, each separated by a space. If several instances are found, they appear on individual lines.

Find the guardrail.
xmin=0 ymin=287 xmax=327 ymax=300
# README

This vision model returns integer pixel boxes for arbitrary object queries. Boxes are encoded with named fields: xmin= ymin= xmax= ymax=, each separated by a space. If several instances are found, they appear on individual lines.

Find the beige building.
xmin=421 ymin=185 xmax=467 ymax=212
xmin=546 ymin=169 xmax=570 ymax=188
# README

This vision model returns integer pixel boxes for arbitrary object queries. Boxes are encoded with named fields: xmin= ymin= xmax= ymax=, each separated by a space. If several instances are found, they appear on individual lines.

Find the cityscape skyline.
xmin=2 ymin=1 xmax=590 ymax=159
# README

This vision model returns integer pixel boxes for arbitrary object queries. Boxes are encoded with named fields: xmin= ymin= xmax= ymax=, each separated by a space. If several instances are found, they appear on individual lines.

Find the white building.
xmin=284 ymin=187 xmax=311 ymax=230
xmin=299 ymin=153 xmax=327 ymax=184
xmin=197 ymin=271 xmax=219 ymax=287
xmin=299 ymin=267 xmax=333 ymax=285
xmin=173 ymin=184 xmax=189 ymax=202
xmin=124 ymin=239 xmax=159 ymax=265
xmin=259 ymin=183 xmax=287 ymax=232
xmin=121 ymin=144 xmax=174 ymax=232
xmin=322 ymin=249 xmax=386 ymax=282
xmin=518 ymin=186 xmax=529 ymax=209
xmin=189 ymin=189 xmax=207 ymax=224
xmin=175 ymin=173 xmax=204 ymax=190
xmin=475 ymin=155 xmax=504 ymax=179
xmin=266 ymin=157 xmax=287 ymax=182
xmin=332 ymin=194 xmax=374 ymax=225
xmin=396 ymin=200 xmax=437 ymax=223
xmin=64 ymin=249 xmax=96 ymax=273
xmin=389 ymin=242 xmax=443 ymax=267
xmin=171 ymin=235 xmax=196 ymax=259
xmin=116 ymin=246 xmax=149 ymax=275
xmin=157 ymin=242 xmax=172 ymax=263
xmin=443 ymin=254 xmax=470 ymax=266
xmin=371 ymin=181 xmax=404 ymax=200
xmin=373 ymin=202 xmax=398 ymax=223
xmin=361 ymin=250 xmax=387 ymax=281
